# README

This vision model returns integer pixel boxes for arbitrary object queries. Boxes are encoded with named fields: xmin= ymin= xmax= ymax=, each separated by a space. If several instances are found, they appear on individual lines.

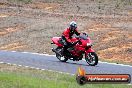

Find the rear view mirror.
xmin=75 ymin=36 xmax=80 ymax=39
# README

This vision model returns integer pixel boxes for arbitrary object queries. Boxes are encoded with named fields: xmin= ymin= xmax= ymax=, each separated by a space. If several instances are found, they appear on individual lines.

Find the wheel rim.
xmin=86 ymin=53 xmax=96 ymax=65
xmin=57 ymin=55 xmax=65 ymax=61
xmin=56 ymin=48 xmax=65 ymax=61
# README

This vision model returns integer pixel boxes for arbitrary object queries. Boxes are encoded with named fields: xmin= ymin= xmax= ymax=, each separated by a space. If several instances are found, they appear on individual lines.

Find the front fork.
xmin=85 ymin=48 xmax=95 ymax=59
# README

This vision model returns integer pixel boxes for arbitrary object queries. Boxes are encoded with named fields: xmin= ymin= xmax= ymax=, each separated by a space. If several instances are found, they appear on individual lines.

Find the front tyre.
xmin=56 ymin=47 xmax=68 ymax=62
xmin=85 ymin=52 xmax=98 ymax=66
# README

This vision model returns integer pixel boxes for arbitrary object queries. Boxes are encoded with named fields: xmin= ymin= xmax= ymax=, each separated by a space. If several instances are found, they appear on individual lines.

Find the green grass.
xmin=0 ymin=72 xmax=132 ymax=88
xmin=0 ymin=64 xmax=132 ymax=88
xmin=0 ymin=72 xmax=69 ymax=88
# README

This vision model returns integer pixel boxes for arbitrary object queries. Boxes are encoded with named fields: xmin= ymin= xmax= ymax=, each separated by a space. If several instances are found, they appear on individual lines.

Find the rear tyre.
xmin=56 ymin=47 xmax=68 ymax=62
xmin=85 ymin=52 xmax=98 ymax=66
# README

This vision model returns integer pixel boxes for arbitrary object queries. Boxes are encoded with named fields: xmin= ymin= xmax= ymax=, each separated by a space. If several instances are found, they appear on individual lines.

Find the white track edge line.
xmin=98 ymin=61 xmax=132 ymax=67
xmin=0 ymin=61 xmax=75 ymax=76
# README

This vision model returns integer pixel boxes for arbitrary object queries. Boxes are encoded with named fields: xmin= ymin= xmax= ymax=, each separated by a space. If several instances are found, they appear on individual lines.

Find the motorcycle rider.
xmin=61 ymin=21 xmax=80 ymax=56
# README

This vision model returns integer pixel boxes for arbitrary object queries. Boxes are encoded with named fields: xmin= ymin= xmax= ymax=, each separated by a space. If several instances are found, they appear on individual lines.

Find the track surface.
xmin=0 ymin=50 xmax=132 ymax=83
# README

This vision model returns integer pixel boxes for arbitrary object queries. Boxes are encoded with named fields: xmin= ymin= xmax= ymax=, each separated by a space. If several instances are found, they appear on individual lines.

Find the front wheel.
xmin=85 ymin=52 xmax=98 ymax=66
xmin=56 ymin=47 xmax=68 ymax=62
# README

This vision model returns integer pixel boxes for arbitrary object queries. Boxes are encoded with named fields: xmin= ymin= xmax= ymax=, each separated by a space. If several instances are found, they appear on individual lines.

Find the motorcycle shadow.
xmin=53 ymin=60 xmax=99 ymax=67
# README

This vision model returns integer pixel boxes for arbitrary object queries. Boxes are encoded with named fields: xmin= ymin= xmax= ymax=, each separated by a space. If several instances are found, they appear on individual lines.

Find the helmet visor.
xmin=70 ymin=26 xmax=76 ymax=31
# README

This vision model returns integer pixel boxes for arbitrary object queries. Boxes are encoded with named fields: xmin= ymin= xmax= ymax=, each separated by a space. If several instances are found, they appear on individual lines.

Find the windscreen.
xmin=79 ymin=33 xmax=88 ymax=40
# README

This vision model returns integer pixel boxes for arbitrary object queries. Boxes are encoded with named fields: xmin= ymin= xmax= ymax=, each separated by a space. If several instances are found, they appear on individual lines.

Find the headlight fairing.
xmin=86 ymin=43 xmax=92 ymax=46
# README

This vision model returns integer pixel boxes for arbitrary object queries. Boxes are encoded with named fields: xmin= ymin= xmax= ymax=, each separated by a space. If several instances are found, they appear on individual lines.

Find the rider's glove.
xmin=71 ymin=42 xmax=74 ymax=45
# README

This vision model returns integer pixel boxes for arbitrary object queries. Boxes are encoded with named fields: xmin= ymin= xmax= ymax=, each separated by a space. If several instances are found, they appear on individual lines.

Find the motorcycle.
xmin=51 ymin=33 xmax=98 ymax=66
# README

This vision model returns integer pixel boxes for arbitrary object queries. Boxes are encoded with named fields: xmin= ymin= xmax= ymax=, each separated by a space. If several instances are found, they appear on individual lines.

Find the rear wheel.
xmin=56 ymin=47 xmax=68 ymax=62
xmin=85 ymin=52 xmax=98 ymax=66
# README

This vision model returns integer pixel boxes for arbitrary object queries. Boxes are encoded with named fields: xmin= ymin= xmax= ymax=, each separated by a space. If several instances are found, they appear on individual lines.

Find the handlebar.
xmin=75 ymin=35 xmax=80 ymax=39
xmin=72 ymin=40 xmax=80 ymax=45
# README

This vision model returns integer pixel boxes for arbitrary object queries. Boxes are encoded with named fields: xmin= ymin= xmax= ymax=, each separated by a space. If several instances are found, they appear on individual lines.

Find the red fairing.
xmin=85 ymin=48 xmax=95 ymax=58
xmin=85 ymin=38 xmax=94 ymax=53
xmin=76 ymin=37 xmax=91 ymax=48
xmin=52 ymin=37 xmax=63 ymax=47
xmin=86 ymin=48 xmax=95 ymax=53
xmin=71 ymin=36 xmax=94 ymax=56
xmin=71 ymin=37 xmax=78 ymax=42
xmin=73 ymin=45 xmax=85 ymax=56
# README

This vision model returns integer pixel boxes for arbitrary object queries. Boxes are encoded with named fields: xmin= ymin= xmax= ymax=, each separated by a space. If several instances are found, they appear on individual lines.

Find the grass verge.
xmin=0 ymin=63 xmax=132 ymax=88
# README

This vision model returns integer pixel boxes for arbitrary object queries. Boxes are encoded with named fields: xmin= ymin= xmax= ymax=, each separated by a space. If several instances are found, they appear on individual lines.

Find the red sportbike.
xmin=51 ymin=33 xmax=98 ymax=66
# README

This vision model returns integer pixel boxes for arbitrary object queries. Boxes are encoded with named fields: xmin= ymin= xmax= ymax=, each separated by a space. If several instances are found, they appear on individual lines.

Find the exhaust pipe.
xmin=52 ymin=48 xmax=62 ymax=57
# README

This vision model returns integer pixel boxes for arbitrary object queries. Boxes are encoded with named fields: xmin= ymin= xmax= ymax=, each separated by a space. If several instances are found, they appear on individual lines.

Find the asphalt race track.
xmin=0 ymin=50 xmax=132 ymax=83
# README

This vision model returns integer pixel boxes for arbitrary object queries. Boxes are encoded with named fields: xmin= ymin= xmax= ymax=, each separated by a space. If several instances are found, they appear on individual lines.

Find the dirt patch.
xmin=0 ymin=24 xmax=26 ymax=36
xmin=98 ymin=43 xmax=132 ymax=53
xmin=102 ymin=36 xmax=118 ymax=42
xmin=127 ymin=33 xmax=132 ymax=39
xmin=84 ymin=19 xmax=132 ymax=63
xmin=0 ymin=42 xmax=27 ymax=51
xmin=99 ymin=53 xmax=132 ymax=63
xmin=26 ymin=2 xmax=60 ymax=11
xmin=0 ymin=12 xmax=17 ymax=17
xmin=128 ymin=10 xmax=132 ymax=15
xmin=102 ymin=30 xmax=122 ymax=42
xmin=0 ymin=2 xmax=8 ymax=7
xmin=87 ymin=22 xmax=112 ymax=31
xmin=97 ymin=43 xmax=132 ymax=63
xmin=0 ymin=14 xmax=9 ymax=18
